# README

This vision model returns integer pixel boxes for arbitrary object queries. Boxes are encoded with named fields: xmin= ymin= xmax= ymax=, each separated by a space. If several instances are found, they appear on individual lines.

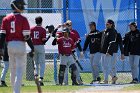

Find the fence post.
xmin=63 ymin=0 xmax=67 ymax=22
xmin=53 ymin=53 xmax=58 ymax=84
xmin=136 ymin=0 xmax=140 ymax=82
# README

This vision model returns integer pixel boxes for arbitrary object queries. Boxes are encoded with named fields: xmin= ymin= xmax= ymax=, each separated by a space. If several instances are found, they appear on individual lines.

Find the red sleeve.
xmin=22 ymin=17 xmax=30 ymax=36
xmin=57 ymin=38 xmax=61 ymax=45
xmin=71 ymin=39 xmax=75 ymax=50
xmin=1 ymin=17 xmax=7 ymax=34
xmin=42 ymin=29 xmax=46 ymax=39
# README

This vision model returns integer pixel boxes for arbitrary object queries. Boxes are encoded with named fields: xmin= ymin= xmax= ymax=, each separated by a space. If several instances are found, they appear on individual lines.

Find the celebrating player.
xmin=30 ymin=16 xmax=49 ymax=86
xmin=89 ymin=19 xmax=118 ymax=84
xmin=83 ymin=22 xmax=101 ymax=84
xmin=64 ymin=20 xmax=83 ymax=85
xmin=0 ymin=0 xmax=34 ymax=93
xmin=52 ymin=28 xmax=78 ymax=85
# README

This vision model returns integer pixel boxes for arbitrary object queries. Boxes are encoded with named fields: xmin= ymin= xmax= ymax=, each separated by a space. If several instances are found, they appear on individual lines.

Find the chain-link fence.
xmin=0 ymin=0 xmax=139 ymax=86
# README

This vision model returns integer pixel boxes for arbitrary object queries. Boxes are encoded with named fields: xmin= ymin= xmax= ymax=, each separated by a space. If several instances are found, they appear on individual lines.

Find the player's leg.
xmin=129 ymin=55 xmax=135 ymax=83
xmin=93 ymin=52 xmax=101 ymax=83
xmin=1 ymin=43 xmax=9 ymax=86
xmin=1 ymin=61 xmax=9 ymax=86
xmin=7 ymin=43 xmax=16 ymax=91
xmin=101 ymin=54 xmax=112 ymax=84
xmin=14 ymin=54 xmax=26 ymax=93
xmin=73 ymin=51 xmax=83 ymax=84
xmin=34 ymin=46 xmax=39 ymax=76
xmin=131 ymin=55 xmax=140 ymax=83
xmin=90 ymin=54 xmax=96 ymax=84
xmin=63 ymin=66 xmax=69 ymax=85
xmin=38 ymin=45 xmax=46 ymax=86
xmin=58 ymin=55 xmax=67 ymax=85
xmin=68 ymin=55 xmax=78 ymax=85
xmin=14 ymin=42 xmax=26 ymax=93
xmin=110 ymin=53 xmax=118 ymax=84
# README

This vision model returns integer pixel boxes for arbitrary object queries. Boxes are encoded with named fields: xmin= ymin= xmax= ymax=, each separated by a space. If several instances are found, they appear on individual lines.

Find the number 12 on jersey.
xmin=34 ymin=31 xmax=39 ymax=39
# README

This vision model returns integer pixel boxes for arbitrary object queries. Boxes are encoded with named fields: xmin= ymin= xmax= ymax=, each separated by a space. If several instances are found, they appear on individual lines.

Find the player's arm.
xmin=83 ymin=35 xmax=90 ymax=52
xmin=23 ymin=18 xmax=34 ymax=57
xmin=0 ymin=17 xmax=7 ymax=55
xmin=52 ymin=38 xmax=57 ymax=45
xmin=42 ymin=29 xmax=50 ymax=44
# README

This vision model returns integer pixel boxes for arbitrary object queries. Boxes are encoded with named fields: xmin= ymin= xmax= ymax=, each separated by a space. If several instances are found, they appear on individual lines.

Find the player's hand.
xmin=106 ymin=53 xmax=111 ymax=56
xmin=120 ymin=54 xmax=125 ymax=61
xmin=29 ymin=50 xmax=35 ymax=58
xmin=80 ymin=51 xmax=84 ymax=58
xmin=56 ymin=24 xmax=62 ymax=29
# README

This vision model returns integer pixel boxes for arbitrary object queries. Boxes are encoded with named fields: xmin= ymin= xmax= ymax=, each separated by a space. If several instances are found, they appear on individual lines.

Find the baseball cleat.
xmin=130 ymin=78 xmax=139 ymax=84
xmin=0 ymin=81 xmax=8 ymax=87
xmin=39 ymin=81 xmax=44 ymax=86
xmin=100 ymin=80 xmax=108 ymax=84
xmin=112 ymin=76 xmax=118 ymax=84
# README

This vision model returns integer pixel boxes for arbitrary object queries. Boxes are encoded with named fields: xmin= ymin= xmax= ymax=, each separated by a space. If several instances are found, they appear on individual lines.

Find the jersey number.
xmin=34 ymin=31 xmax=39 ymax=39
xmin=10 ymin=21 xmax=15 ymax=33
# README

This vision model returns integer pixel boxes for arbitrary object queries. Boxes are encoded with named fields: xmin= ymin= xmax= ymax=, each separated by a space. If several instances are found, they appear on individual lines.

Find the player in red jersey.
xmin=30 ymin=16 xmax=49 ymax=86
xmin=64 ymin=20 xmax=83 ymax=85
xmin=0 ymin=0 xmax=34 ymax=93
xmin=52 ymin=28 xmax=78 ymax=85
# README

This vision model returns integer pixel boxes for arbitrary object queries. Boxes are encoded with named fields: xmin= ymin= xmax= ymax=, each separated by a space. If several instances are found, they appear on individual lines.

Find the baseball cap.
xmin=129 ymin=22 xmax=137 ymax=27
xmin=107 ymin=19 xmax=114 ymax=24
xmin=89 ymin=22 xmax=96 ymax=26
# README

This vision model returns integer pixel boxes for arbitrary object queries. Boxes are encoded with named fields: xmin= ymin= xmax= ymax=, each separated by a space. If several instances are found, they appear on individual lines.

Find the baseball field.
xmin=0 ymin=63 xmax=140 ymax=93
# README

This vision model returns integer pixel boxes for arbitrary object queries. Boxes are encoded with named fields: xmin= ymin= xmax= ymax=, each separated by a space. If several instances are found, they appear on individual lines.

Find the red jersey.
xmin=56 ymin=31 xmax=78 ymax=48
xmin=30 ymin=26 xmax=46 ymax=45
xmin=1 ymin=13 xmax=30 ymax=42
xmin=57 ymin=37 xmax=74 ymax=55
xmin=71 ymin=29 xmax=81 ymax=41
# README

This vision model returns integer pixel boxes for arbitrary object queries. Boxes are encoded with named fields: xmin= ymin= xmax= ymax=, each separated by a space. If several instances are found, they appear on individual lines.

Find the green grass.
xmin=0 ymin=85 xmax=89 ymax=93
xmin=123 ymin=84 xmax=140 ymax=91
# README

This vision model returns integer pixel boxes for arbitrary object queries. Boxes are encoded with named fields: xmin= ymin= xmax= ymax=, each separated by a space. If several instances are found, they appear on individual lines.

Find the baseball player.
xmin=0 ymin=0 xmax=34 ymax=93
xmin=89 ymin=19 xmax=118 ymax=84
xmin=0 ymin=43 xmax=9 ymax=87
xmin=83 ymin=22 xmax=101 ymax=84
xmin=52 ymin=24 xmax=82 ymax=85
xmin=52 ymin=28 xmax=78 ymax=85
xmin=30 ymin=16 xmax=48 ymax=86
xmin=64 ymin=20 xmax=83 ymax=85
xmin=123 ymin=22 xmax=140 ymax=84
xmin=110 ymin=32 xmax=125 ymax=84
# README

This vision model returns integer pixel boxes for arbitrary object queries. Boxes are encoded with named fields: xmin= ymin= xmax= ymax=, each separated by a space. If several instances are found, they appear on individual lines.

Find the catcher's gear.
xmin=46 ymin=25 xmax=55 ymax=33
xmin=58 ymin=65 xmax=66 ymax=85
xmin=69 ymin=64 xmax=79 ymax=85
xmin=11 ymin=0 xmax=26 ymax=11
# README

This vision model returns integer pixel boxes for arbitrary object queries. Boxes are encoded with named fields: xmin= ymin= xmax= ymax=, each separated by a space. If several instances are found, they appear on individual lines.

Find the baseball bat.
xmin=29 ymin=53 xmax=42 ymax=93
xmin=72 ymin=53 xmax=83 ymax=70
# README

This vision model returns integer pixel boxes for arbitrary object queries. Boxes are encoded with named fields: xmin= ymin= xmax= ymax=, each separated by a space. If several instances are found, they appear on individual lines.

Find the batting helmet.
xmin=11 ymin=0 xmax=26 ymax=11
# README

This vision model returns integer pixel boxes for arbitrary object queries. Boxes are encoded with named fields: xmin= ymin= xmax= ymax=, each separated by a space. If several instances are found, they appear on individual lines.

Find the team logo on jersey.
xmin=63 ymin=41 xmax=71 ymax=47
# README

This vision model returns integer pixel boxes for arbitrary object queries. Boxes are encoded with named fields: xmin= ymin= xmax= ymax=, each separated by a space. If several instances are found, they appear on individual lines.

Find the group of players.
xmin=0 ymin=0 xmax=140 ymax=93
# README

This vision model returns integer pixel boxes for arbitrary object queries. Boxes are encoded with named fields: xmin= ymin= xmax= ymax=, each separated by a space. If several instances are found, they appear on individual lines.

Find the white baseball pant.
xmin=8 ymin=41 xmax=26 ymax=93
